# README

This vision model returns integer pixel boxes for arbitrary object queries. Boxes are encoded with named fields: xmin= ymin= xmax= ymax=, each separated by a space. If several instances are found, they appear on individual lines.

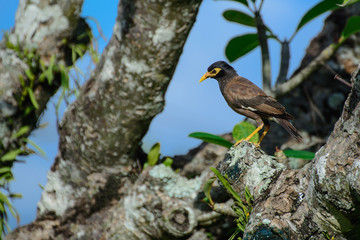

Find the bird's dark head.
xmin=199 ymin=61 xmax=236 ymax=82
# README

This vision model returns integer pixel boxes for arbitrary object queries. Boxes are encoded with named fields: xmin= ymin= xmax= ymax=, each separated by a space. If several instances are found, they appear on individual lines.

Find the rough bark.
xmin=6 ymin=0 xmax=203 ymax=239
xmin=0 ymin=0 xmax=88 ymax=154
xmin=216 ymin=69 xmax=360 ymax=240
xmin=8 ymin=135 xmax=230 ymax=239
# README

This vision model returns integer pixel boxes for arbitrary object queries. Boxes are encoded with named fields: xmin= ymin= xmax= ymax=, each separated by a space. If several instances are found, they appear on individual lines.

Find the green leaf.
xmin=234 ymin=0 xmax=248 ymax=6
xmin=45 ymin=55 xmax=56 ymax=84
xmin=11 ymin=126 xmax=30 ymax=139
xmin=215 ymin=0 xmax=248 ymax=7
xmin=59 ymin=64 xmax=69 ymax=90
xmin=340 ymin=16 xmax=360 ymax=43
xmin=9 ymin=193 xmax=22 ymax=199
xmin=0 ymin=172 xmax=13 ymax=183
xmin=283 ymin=149 xmax=315 ymax=160
xmin=27 ymin=88 xmax=39 ymax=109
xmin=223 ymin=10 xmax=255 ymax=27
xmin=56 ymin=88 xmax=66 ymax=116
xmin=23 ymin=138 xmax=46 ymax=158
xmin=0 ymin=202 xmax=5 ymax=214
xmin=38 ymin=73 xmax=46 ymax=82
xmin=147 ymin=142 xmax=161 ymax=166
xmin=296 ymin=0 xmax=343 ymax=33
xmin=244 ymin=186 xmax=254 ymax=205
xmin=0 ymin=167 xmax=11 ymax=174
xmin=236 ymin=222 xmax=245 ymax=232
xmin=188 ymin=132 xmax=233 ymax=149
xmin=225 ymin=34 xmax=259 ymax=62
xmin=23 ymin=106 xmax=33 ymax=116
xmin=1 ymin=149 xmax=23 ymax=161
xmin=74 ymin=44 xmax=86 ymax=58
xmin=0 ymin=191 xmax=18 ymax=221
xmin=162 ymin=157 xmax=173 ymax=167
xmin=229 ymin=228 xmax=243 ymax=240
xmin=143 ymin=162 xmax=149 ymax=170
xmin=18 ymin=75 xmax=25 ymax=87
xmin=0 ymin=192 xmax=11 ymax=207
xmin=232 ymin=121 xmax=259 ymax=143
xmin=71 ymin=45 xmax=77 ymax=64
xmin=210 ymin=167 xmax=243 ymax=205
xmin=203 ymin=176 xmax=216 ymax=206
xmin=24 ymin=68 xmax=35 ymax=81
xmin=337 ymin=0 xmax=360 ymax=6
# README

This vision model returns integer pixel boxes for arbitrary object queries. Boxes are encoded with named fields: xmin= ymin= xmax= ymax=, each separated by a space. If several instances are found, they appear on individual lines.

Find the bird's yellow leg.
xmin=256 ymin=123 xmax=270 ymax=147
xmin=235 ymin=122 xmax=264 ymax=146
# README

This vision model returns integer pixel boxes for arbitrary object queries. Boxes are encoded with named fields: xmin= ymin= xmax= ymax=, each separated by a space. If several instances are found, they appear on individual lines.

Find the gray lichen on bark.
xmin=10 ymin=0 xmax=84 ymax=56
xmin=35 ymin=0 xmax=203 ymax=229
xmin=106 ymin=164 xmax=206 ymax=239
xmin=218 ymin=142 xmax=286 ymax=198
xmin=0 ymin=0 xmax=87 ymax=151
xmin=219 ymin=73 xmax=360 ymax=240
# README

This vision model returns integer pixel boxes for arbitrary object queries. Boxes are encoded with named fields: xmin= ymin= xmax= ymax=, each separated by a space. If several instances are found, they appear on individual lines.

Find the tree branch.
xmin=255 ymin=11 xmax=272 ymax=94
xmin=275 ymin=40 xmax=290 ymax=86
xmin=273 ymin=43 xmax=339 ymax=97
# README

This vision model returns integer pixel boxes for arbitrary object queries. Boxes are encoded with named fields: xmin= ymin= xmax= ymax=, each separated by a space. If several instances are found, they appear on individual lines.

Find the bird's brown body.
xmin=200 ymin=61 xmax=301 ymax=146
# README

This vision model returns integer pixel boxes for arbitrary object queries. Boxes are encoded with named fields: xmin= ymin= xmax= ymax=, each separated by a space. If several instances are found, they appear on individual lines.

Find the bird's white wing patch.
xmin=240 ymin=105 xmax=258 ymax=111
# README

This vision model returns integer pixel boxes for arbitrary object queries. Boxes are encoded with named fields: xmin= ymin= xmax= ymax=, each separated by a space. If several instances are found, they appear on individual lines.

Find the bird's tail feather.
xmin=276 ymin=118 xmax=302 ymax=141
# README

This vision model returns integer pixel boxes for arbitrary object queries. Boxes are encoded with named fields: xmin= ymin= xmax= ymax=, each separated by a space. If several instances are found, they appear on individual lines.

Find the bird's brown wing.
xmin=223 ymin=77 xmax=291 ymax=118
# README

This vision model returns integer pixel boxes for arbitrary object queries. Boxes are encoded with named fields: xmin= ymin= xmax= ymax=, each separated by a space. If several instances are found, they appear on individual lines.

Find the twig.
xmin=197 ymin=211 xmax=222 ymax=226
xmin=273 ymin=43 xmax=340 ymax=97
xmin=258 ymin=0 xmax=265 ymax=12
xmin=334 ymin=75 xmax=353 ymax=88
xmin=85 ymin=16 xmax=108 ymax=42
xmin=321 ymin=61 xmax=352 ymax=88
xmin=303 ymin=87 xmax=326 ymax=124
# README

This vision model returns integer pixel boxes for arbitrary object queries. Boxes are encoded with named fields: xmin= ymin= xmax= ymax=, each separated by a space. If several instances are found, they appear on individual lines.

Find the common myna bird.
xmin=200 ymin=61 xmax=302 ymax=147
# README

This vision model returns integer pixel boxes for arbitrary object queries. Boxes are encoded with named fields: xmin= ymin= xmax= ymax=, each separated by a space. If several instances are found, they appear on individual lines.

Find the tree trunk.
xmin=6 ymin=0 xmax=203 ymax=239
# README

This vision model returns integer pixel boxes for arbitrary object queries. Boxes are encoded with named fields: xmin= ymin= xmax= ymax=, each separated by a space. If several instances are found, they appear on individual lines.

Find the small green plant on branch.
xmin=203 ymin=167 xmax=254 ymax=240
xmin=0 ymin=125 xmax=47 ymax=237
xmin=322 ymin=231 xmax=335 ymax=240
xmin=0 ymin=23 xmax=97 ymax=237
xmin=5 ymin=34 xmax=71 ymax=116
xmin=143 ymin=142 xmax=173 ymax=169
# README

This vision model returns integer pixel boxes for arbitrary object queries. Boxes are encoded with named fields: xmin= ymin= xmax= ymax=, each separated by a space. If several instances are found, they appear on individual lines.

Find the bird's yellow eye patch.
xmin=211 ymin=68 xmax=222 ymax=75
xmin=199 ymin=68 xmax=222 ymax=82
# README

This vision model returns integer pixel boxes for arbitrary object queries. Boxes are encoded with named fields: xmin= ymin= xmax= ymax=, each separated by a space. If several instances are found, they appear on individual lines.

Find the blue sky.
xmin=1 ymin=0 xmax=326 ymax=230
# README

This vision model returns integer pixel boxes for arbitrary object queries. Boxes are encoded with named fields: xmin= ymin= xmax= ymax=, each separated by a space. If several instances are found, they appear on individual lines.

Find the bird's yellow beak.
xmin=199 ymin=72 xmax=211 ymax=83
xmin=199 ymin=68 xmax=222 ymax=83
